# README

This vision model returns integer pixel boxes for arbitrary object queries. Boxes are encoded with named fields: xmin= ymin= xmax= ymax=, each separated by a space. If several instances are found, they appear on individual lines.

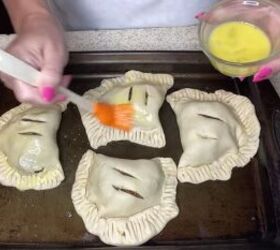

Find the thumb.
xmin=195 ymin=6 xmax=270 ymax=23
xmin=37 ymin=68 xmax=62 ymax=103
xmin=252 ymin=59 xmax=280 ymax=83
xmin=195 ymin=9 xmax=231 ymax=23
xmin=36 ymin=51 xmax=66 ymax=102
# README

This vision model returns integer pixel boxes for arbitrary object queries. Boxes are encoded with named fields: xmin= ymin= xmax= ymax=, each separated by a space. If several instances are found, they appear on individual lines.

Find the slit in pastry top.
xmin=85 ymin=154 xmax=164 ymax=218
xmin=100 ymin=84 xmax=161 ymax=129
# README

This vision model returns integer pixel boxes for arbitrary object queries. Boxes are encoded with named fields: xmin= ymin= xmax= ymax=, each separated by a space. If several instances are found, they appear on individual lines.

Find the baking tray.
xmin=0 ymin=51 xmax=279 ymax=250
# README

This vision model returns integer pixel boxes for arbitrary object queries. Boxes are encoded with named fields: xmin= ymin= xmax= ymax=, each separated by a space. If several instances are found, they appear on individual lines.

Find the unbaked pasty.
xmin=0 ymin=103 xmax=65 ymax=191
xmin=79 ymin=70 xmax=174 ymax=149
xmin=72 ymin=150 xmax=179 ymax=246
xmin=167 ymin=88 xmax=260 ymax=183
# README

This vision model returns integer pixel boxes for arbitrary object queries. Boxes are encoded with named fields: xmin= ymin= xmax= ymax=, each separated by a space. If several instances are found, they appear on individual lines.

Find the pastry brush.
xmin=0 ymin=49 xmax=133 ymax=131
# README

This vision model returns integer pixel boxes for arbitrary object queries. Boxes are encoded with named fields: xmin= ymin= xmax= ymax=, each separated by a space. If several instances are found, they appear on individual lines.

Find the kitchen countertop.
xmin=0 ymin=25 xmax=279 ymax=96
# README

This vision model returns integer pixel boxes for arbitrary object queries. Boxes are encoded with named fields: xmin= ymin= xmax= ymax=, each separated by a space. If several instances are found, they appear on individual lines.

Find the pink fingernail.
xmin=253 ymin=67 xmax=272 ymax=83
xmin=238 ymin=77 xmax=245 ymax=82
xmin=41 ymin=86 xmax=55 ymax=102
xmin=195 ymin=12 xmax=206 ymax=19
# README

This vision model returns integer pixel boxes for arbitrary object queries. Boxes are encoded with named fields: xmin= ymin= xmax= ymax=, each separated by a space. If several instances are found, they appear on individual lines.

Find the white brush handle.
xmin=58 ymin=86 xmax=93 ymax=112
xmin=0 ymin=49 xmax=39 ymax=86
xmin=0 ymin=49 xmax=92 ymax=113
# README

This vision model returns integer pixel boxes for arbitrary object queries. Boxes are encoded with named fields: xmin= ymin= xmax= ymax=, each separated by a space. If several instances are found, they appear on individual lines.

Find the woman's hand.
xmin=0 ymin=12 xmax=71 ymax=104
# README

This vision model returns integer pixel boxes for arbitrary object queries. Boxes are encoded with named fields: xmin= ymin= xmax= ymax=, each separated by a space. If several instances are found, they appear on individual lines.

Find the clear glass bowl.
xmin=198 ymin=0 xmax=280 ymax=77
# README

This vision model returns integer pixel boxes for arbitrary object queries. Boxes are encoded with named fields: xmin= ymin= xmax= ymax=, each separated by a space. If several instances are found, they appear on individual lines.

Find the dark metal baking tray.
xmin=0 ymin=51 xmax=279 ymax=249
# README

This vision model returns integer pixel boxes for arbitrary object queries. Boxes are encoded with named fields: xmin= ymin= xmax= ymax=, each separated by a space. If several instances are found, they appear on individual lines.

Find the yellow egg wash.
xmin=208 ymin=21 xmax=271 ymax=63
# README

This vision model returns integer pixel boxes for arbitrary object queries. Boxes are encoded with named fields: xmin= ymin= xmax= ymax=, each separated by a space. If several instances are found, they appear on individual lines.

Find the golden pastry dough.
xmin=79 ymin=70 xmax=173 ymax=149
xmin=72 ymin=150 xmax=179 ymax=246
xmin=167 ymin=88 xmax=260 ymax=183
xmin=0 ymin=103 xmax=65 ymax=191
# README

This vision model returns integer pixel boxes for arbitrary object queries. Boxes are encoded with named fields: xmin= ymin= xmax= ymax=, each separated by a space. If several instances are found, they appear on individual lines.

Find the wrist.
xmin=18 ymin=12 xmax=56 ymax=33
xmin=3 ymin=0 xmax=54 ymax=33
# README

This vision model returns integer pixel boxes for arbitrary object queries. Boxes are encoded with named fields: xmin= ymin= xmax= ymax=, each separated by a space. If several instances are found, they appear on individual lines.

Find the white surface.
xmin=0 ymin=26 xmax=279 ymax=95
xmin=47 ymin=0 xmax=216 ymax=30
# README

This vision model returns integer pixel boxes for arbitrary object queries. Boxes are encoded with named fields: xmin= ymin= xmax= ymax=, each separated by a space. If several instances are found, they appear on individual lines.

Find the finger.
xmin=12 ymin=80 xmax=50 ymax=105
xmin=0 ymin=68 xmax=60 ymax=104
xmin=60 ymin=75 xmax=72 ymax=88
xmin=195 ymin=12 xmax=207 ymax=20
xmin=195 ymin=11 xmax=221 ymax=23
xmin=13 ymin=79 xmax=68 ymax=105
xmin=252 ymin=55 xmax=280 ymax=82
xmin=196 ymin=8 xmax=246 ymax=23
xmin=195 ymin=8 xmax=239 ymax=23
xmin=50 ymin=75 xmax=72 ymax=103
xmin=51 ymin=94 xmax=67 ymax=103
xmin=0 ymin=72 xmax=15 ymax=90
xmin=238 ymin=77 xmax=245 ymax=82
xmin=37 ymin=47 xmax=68 ymax=101
xmin=196 ymin=5 xmax=273 ymax=24
xmin=253 ymin=65 xmax=274 ymax=83
xmin=1 ymin=72 xmax=72 ymax=104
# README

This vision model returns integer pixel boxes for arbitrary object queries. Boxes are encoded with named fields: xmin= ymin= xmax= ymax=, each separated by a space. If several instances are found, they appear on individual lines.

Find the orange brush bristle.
xmin=93 ymin=103 xmax=134 ymax=131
